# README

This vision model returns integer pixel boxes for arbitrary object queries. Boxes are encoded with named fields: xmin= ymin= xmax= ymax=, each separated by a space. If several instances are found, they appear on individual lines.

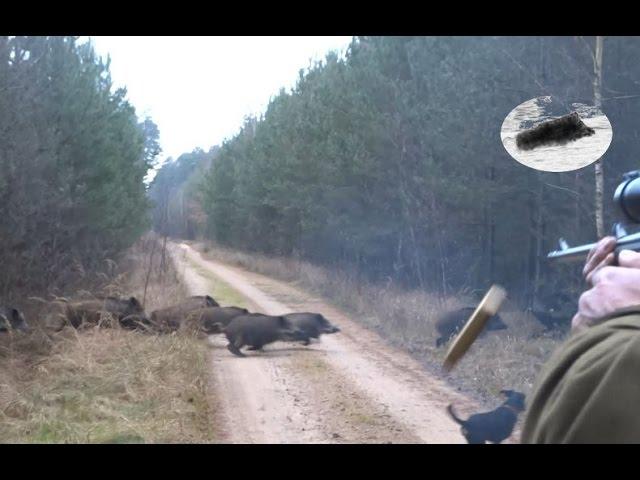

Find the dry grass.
xmin=196 ymin=240 xmax=568 ymax=406
xmin=0 ymin=234 xmax=217 ymax=443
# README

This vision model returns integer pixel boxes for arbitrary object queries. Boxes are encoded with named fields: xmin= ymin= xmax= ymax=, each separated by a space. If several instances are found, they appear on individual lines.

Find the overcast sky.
xmin=85 ymin=36 xmax=354 ymax=164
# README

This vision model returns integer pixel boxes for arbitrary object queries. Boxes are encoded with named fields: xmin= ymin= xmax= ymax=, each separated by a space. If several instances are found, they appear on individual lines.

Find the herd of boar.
xmin=0 ymin=294 xmax=341 ymax=357
xmin=3 ymin=292 xmax=565 ymax=359
xmin=434 ymin=304 xmax=571 ymax=347
xmin=1 ymin=293 xmax=574 ymax=443
xmin=1 ymin=292 xmax=572 ymax=354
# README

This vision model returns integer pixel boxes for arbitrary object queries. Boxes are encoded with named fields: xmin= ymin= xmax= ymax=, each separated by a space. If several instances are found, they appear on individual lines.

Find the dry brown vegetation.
xmin=197 ymin=240 xmax=569 ymax=407
xmin=0 ymin=234 xmax=217 ymax=443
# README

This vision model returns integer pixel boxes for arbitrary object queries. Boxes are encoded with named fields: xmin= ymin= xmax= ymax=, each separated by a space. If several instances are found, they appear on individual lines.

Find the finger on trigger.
xmin=584 ymin=237 xmax=616 ymax=276
xmin=584 ymin=241 xmax=604 ymax=275
xmin=586 ymin=252 xmax=615 ymax=285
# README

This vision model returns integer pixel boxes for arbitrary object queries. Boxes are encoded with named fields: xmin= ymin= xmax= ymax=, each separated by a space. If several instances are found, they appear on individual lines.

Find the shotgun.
xmin=548 ymin=170 xmax=640 ymax=263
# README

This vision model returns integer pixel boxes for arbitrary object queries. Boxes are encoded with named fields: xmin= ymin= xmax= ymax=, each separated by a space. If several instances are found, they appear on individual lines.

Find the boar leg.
xmin=227 ymin=343 xmax=246 ymax=357
xmin=227 ymin=334 xmax=246 ymax=357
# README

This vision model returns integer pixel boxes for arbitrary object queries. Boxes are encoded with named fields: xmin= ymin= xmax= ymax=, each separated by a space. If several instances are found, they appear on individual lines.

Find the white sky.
xmin=85 ymin=36 xmax=354 ymax=164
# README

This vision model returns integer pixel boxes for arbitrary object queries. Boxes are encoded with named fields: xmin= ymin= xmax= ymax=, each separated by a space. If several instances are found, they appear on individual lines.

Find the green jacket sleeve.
xmin=522 ymin=313 xmax=640 ymax=443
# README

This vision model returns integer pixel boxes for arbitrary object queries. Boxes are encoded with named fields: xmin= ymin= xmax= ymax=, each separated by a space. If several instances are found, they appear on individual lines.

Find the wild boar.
xmin=435 ymin=307 xmax=507 ymax=347
xmin=187 ymin=306 xmax=250 ymax=334
xmin=0 ymin=306 xmax=29 ymax=332
xmin=281 ymin=312 xmax=340 ymax=345
xmin=516 ymin=111 xmax=595 ymax=151
xmin=218 ymin=313 xmax=301 ymax=357
xmin=49 ymin=296 xmax=148 ymax=330
xmin=149 ymin=295 xmax=221 ymax=333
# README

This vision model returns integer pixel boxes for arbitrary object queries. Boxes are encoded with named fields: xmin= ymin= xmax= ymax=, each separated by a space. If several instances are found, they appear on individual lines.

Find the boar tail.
xmin=446 ymin=404 xmax=466 ymax=426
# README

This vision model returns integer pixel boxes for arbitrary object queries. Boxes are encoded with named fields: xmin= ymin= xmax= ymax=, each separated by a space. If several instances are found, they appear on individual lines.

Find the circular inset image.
xmin=501 ymin=96 xmax=613 ymax=172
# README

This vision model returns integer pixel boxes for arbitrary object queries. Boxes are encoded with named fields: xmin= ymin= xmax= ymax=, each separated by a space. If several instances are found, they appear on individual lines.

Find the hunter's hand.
xmin=572 ymin=250 xmax=640 ymax=331
xmin=583 ymin=236 xmax=617 ymax=286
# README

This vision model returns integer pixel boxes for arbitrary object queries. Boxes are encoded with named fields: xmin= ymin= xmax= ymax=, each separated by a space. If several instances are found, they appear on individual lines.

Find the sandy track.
xmin=168 ymin=243 xmax=329 ymax=443
xmin=169 ymin=241 xmax=484 ymax=444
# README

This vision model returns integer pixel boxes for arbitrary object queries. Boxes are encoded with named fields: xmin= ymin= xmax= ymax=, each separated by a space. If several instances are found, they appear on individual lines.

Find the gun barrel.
xmin=547 ymin=231 xmax=640 ymax=263
xmin=547 ymin=243 xmax=598 ymax=262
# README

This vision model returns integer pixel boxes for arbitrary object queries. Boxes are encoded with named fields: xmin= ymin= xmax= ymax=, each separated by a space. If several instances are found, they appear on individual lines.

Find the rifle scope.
xmin=614 ymin=170 xmax=640 ymax=223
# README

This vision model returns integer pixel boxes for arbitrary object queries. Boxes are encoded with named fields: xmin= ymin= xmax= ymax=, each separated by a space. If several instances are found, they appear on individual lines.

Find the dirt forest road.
xmin=168 ymin=241 xmax=484 ymax=444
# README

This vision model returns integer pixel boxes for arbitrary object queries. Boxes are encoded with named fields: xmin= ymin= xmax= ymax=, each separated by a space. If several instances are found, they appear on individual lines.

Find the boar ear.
xmin=129 ymin=297 xmax=141 ymax=308
xmin=11 ymin=308 xmax=22 ymax=322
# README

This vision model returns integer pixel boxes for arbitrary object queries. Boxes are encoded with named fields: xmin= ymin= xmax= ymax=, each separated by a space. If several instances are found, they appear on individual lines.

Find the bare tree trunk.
xmin=487 ymin=165 xmax=497 ymax=285
xmin=574 ymin=170 xmax=583 ymax=294
xmin=159 ymin=185 xmax=170 ymax=278
xmin=593 ymin=36 xmax=605 ymax=238
xmin=528 ymin=36 xmax=545 ymax=308
xmin=393 ymin=134 xmax=426 ymax=290
xmin=180 ymin=188 xmax=186 ymax=238
xmin=142 ymin=236 xmax=158 ymax=309
xmin=393 ymin=235 xmax=403 ymax=280
xmin=533 ymin=173 xmax=544 ymax=303
xmin=160 ymin=234 xmax=168 ymax=282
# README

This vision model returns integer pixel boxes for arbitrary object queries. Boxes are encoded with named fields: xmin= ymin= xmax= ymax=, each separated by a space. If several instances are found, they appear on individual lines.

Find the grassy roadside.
xmin=191 ymin=240 xmax=567 ymax=406
xmin=0 ymin=235 xmax=218 ymax=443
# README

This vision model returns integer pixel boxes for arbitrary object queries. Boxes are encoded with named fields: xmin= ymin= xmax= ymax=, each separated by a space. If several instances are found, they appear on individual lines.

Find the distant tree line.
xmin=148 ymin=147 xmax=216 ymax=240
xmin=0 ymin=36 xmax=158 ymax=295
xmin=155 ymin=36 xmax=640 ymax=309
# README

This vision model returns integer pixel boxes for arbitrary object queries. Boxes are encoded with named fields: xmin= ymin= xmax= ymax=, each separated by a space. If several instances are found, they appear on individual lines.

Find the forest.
xmin=150 ymin=36 xmax=640 ymax=311
xmin=0 ymin=36 xmax=160 ymax=298
xmin=3 ymin=35 xmax=636 ymax=312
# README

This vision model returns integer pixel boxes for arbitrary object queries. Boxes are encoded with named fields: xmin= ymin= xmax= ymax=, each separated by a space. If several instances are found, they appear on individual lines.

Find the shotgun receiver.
xmin=548 ymin=170 xmax=640 ymax=263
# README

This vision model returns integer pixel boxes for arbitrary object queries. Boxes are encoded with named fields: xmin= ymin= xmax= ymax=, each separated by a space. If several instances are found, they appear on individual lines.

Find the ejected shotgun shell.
xmin=443 ymin=285 xmax=507 ymax=372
